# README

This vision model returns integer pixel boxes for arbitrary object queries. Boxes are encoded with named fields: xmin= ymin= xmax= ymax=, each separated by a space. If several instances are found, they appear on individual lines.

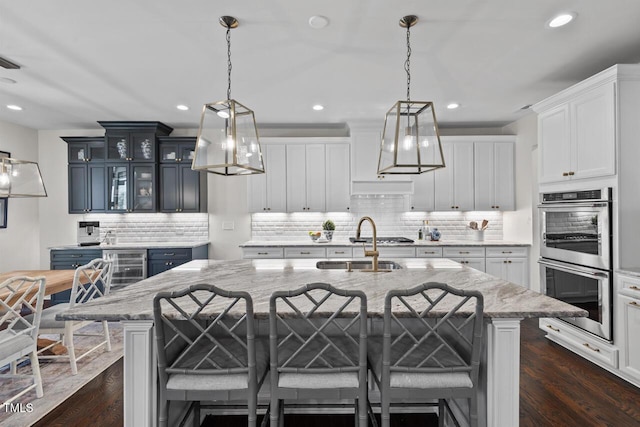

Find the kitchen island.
xmin=59 ymin=258 xmax=586 ymax=427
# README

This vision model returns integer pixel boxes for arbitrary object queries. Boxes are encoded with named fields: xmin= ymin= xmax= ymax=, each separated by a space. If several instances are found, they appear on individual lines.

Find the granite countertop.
xmin=240 ymin=240 xmax=530 ymax=248
xmin=49 ymin=241 xmax=210 ymax=250
xmin=59 ymin=258 xmax=585 ymax=322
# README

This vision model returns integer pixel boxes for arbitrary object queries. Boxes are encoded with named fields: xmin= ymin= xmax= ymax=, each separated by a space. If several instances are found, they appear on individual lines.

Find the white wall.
xmin=503 ymin=113 xmax=539 ymax=289
xmin=0 ymin=120 xmax=41 ymax=271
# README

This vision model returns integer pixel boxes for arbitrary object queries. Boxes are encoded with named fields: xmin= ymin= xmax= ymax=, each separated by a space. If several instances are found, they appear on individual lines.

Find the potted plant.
xmin=322 ymin=220 xmax=335 ymax=241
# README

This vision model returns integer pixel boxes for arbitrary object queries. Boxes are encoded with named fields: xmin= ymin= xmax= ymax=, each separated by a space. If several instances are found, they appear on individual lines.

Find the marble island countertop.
xmin=49 ymin=241 xmax=210 ymax=250
xmin=240 ymin=239 xmax=530 ymax=248
xmin=59 ymin=258 xmax=584 ymax=322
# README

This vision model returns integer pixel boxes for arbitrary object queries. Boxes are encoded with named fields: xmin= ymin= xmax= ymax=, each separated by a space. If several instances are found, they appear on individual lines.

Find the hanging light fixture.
xmin=192 ymin=16 xmax=265 ymax=176
xmin=378 ymin=15 xmax=445 ymax=175
xmin=0 ymin=157 xmax=47 ymax=197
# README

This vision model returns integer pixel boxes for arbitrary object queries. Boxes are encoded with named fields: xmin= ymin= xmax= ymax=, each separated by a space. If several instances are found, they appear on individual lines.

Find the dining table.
xmin=0 ymin=269 xmax=80 ymax=300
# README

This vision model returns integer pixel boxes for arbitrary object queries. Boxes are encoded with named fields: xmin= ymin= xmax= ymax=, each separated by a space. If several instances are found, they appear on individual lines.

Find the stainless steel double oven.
xmin=538 ymin=188 xmax=613 ymax=341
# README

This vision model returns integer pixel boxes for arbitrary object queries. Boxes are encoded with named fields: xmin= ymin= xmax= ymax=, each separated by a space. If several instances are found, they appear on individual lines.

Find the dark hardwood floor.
xmin=34 ymin=318 xmax=640 ymax=427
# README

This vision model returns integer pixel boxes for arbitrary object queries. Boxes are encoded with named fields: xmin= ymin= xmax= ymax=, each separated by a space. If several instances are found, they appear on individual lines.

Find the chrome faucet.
xmin=355 ymin=216 xmax=389 ymax=272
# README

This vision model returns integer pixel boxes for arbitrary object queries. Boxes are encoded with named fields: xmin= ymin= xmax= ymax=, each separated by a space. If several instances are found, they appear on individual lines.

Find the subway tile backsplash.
xmin=252 ymin=195 xmax=503 ymax=241
xmin=85 ymin=213 xmax=208 ymax=243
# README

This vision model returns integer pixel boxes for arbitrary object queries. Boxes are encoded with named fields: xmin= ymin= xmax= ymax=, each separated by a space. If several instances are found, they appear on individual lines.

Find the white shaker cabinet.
xmin=616 ymin=273 xmax=640 ymax=384
xmin=535 ymin=79 xmax=616 ymax=185
xmin=286 ymin=144 xmax=326 ymax=212
xmin=474 ymin=141 xmax=515 ymax=211
xmin=434 ymin=141 xmax=474 ymax=211
xmin=247 ymin=144 xmax=287 ymax=212
xmin=325 ymin=143 xmax=351 ymax=212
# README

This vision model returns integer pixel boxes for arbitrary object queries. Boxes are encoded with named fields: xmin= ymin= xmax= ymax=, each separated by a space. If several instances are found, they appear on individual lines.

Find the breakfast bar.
xmin=59 ymin=258 xmax=587 ymax=427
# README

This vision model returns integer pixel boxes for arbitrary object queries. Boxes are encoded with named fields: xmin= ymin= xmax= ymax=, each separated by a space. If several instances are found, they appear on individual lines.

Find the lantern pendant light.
xmin=192 ymin=16 xmax=265 ymax=176
xmin=377 ymin=15 xmax=445 ymax=175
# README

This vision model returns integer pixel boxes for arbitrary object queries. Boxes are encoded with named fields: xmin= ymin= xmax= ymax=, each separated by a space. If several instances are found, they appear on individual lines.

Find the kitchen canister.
xmin=471 ymin=230 xmax=485 ymax=241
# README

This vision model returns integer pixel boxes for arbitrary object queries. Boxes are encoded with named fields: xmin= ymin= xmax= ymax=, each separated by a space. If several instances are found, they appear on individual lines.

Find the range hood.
xmin=351 ymin=180 xmax=414 ymax=195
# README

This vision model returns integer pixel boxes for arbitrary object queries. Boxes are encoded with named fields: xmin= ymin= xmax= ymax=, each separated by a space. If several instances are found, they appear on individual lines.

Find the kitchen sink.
xmin=316 ymin=260 xmax=403 ymax=270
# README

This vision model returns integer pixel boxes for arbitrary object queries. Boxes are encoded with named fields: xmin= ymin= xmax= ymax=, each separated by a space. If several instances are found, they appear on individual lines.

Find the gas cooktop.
xmin=349 ymin=236 xmax=415 ymax=244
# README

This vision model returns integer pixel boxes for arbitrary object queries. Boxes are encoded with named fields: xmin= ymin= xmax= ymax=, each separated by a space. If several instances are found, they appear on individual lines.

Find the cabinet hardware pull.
xmin=70 ymin=255 xmax=82 ymax=258
xmin=568 ymin=171 xmax=575 ymax=176
xmin=503 ymin=260 xmax=508 ymax=263
xmin=300 ymin=251 xmax=310 ymax=255
xmin=630 ymin=301 xmax=639 ymax=307
xmin=508 ymin=260 xmax=512 ymax=263
xmin=495 ymin=205 xmax=500 ymax=209
xmin=562 ymin=172 xmax=569 ymax=176
xmin=335 ymin=251 xmax=345 ymax=254
xmin=546 ymin=325 xmax=560 ymax=332
xmin=459 ymin=251 xmax=470 ymax=254
xmin=629 ymin=285 xmax=640 ymax=291
xmin=583 ymin=343 xmax=600 ymax=353
xmin=258 ymin=252 xmax=268 ymax=255
xmin=163 ymin=253 xmax=175 ymax=256
xmin=502 ymin=251 xmax=512 ymax=254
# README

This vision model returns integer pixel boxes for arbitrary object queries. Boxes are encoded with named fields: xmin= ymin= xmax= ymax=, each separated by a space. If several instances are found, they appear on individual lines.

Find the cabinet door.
xmin=107 ymin=133 xmax=131 ymax=161
xmin=505 ymin=258 xmax=528 ymax=286
xmin=619 ymin=293 xmax=640 ymax=381
xmin=265 ymin=145 xmax=287 ymax=212
xmin=107 ymin=164 xmax=129 ymax=212
xmin=68 ymin=165 xmax=88 ymax=213
xmin=305 ymin=144 xmax=326 ymax=212
xmin=160 ymin=164 xmax=179 ymax=212
xmin=538 ymin=105 xmax=571 ymax=183
xmin=451 ymin=257 xmax=485 ymax=272
xmin=180 ymin=165 xmax=201 ymax=212
xmin=474 ymin=142 xmax=514 ymax=211
xmin=571 ymin=82 xmax=616 ymax=180
xmin=131 ymin=132 xmax=156 ymax=162
xmin=485 ymin=258 xmax=507 ymax=280
xmin=410 ymin=142 xmax=436 ymax=212
xmin=435 ymin=142 xmax=474 ymax=211
xmin=325 ymin=144 xmax=351 ymax=212
xmin=286 ymin=145 xmax=307 ymax=212
xmin=132 ymin=164 xmax=156 ymax=212
xmin=88 ymin=163 xmax=106 ymax=212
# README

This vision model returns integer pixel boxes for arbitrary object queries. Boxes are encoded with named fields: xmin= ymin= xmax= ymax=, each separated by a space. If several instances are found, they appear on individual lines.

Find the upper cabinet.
xmin=534 ymin=74 xmax=616 ymax=185
xmin=351 ymin=129 xmax=406 ymax=181
xmin=99 ymin=121 xmax=173 ymax=163
xmin=247 ymin=138 xmax=351 ymax=213
xmin=63 ymin=137 xmax=107 ymax=213
xmin=434 ymin=141 xmax=475 ymax=211
xmin=158 ymin=137 xmax=207 ymax=213
xmin=474 ymin=140 xmax=515 ymax=211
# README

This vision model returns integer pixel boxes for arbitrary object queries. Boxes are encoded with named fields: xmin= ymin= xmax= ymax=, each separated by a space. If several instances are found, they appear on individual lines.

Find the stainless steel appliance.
xmin=77 ymin=221 xmax=101 ymax=246
xmin=103 ymin=249 xmax=147 ymax=289
xmin=538 ymin=188 xmax=613 ymax=341
xmin=349 ymin=236 xmax=414 ymax=244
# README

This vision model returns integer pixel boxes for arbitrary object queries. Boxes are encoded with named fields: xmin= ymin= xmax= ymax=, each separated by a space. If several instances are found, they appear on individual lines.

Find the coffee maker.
xmin=77 ymin=221 xmax=101 ymax=246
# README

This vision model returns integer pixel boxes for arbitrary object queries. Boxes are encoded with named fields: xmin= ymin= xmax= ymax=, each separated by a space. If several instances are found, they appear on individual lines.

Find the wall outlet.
xmin=222 ymin=221 xmax=235 ymax=231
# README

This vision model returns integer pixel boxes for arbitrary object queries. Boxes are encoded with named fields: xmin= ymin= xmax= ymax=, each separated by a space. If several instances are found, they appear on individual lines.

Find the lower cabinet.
xmin=443 ymin=247 xmax=486 ymax=272
xmin=616 ymin=273 xmax=640 ymax=384
xmin=50 ymin=249 xmax=103 ymax=305
xmin=484 ymin=246 xmax=529 ymax=286
xmin=147 ymin=245 xmax=208 ymax=276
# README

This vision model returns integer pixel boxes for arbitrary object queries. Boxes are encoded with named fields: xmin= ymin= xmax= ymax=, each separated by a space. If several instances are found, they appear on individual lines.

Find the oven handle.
xmin=537 ymin=202 xmax=609 ymax=209
xmin=538 ymin=258 xmax=610 ymax=279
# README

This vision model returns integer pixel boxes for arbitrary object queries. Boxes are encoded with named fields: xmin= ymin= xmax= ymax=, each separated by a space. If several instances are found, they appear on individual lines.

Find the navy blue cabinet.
xmin=63 ymin=137 xmax=107 ymax=214
xmin=147 ymin=245 xmax=208 ymax=277
xmin=158 ymin=137 xmax=207 ymax=213
xmin=49 ymin=249 xmax=103 ymax=305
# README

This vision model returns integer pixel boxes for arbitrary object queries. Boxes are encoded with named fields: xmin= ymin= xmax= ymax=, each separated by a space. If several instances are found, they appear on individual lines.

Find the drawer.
xmin=485 ymin=246 xmax=528 ymax=258
xmin=415 ymin=247 xmax=443 ymax=258
xmin=443 ymin=247 xmax=485 ymax=258
xmin=148 ymin=248 xmax=192 ymax=260
xmin=284 ymin=247 xmax=327 ymax=258
xmin=242 ymin=248 xmax=284 ymax=259
xmin=327 ymin=247 xmax=353 ymax=258
xmin=377 ymin=247 xmax=416 ymax=258
xmin=51 ymin=249 xmax=102 ymax=261
xmin=450 ymin=257 xmax=485 ymax=272
xmin=618 ymin=275 xmax=640 ymax=297
xmin=540 ymin=318 xmax=618 ymax=369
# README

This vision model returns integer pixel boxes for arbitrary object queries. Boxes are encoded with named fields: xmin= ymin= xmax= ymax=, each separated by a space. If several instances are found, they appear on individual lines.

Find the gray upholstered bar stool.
xmin=153 ymin=284 xmax=269 ymax=427
xmin=0 ymin=276 xmax=46 ymax=406
xmin=368 ymin=282 xmax=484 ymax=427
xmin=269 ymin=282 xmax=369 ymax=427
xmin=36 ymin=258 xmax=113 ymax=375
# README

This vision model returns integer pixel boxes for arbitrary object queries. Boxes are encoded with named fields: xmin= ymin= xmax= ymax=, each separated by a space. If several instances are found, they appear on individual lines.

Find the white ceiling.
xmin=1 ymin=0 xmax=640 ymax=131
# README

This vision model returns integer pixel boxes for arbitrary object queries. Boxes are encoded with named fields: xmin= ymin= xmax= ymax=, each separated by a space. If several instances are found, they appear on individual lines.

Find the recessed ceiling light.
xmin=176 ymin=104 xmax=189 ymax=111
xmin=7 ymin=104 xmax=22 ymax=111
xmin=0 ymin=77 xmax=16 ymax=84
xmin=447 ymin=103 xmax=460 ymax=109
xmin=312 ymin=104 xmax=324 ymax=111
xmin=548 ymin=12 xmax=576 ymax=28
xmin=308 ymin=15 xmax=329 ymax=29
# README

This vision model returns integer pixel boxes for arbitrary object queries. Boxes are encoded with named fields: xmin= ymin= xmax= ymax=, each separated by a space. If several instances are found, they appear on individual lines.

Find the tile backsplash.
xmin=84 ymin=213 xmax=208 ymax=243
xmin=251 ymin=195 xmax=503 ymax=241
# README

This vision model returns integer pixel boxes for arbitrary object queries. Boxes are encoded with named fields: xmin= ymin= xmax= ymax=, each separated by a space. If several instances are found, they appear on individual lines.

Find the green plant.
xmin=322 ymin=220 xmax=335 ymax=231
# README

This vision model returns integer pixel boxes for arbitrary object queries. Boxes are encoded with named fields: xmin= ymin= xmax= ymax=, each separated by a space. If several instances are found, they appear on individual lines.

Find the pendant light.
xmin=378 ymin=15 xmax=445 ymax=175
xmin=192 ymin=16 xmax=265 ymax=176
xmin=0 ymin=157 xmax=47 ymax=197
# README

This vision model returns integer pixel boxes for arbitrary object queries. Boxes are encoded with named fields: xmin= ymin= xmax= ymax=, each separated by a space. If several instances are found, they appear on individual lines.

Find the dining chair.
xmin=269 ymin=282 xmax=369 ymax=427
xmin=368 ymin=282 xmax=484 ymax=427
xmin=0 ymin=276 xmax=46 ymax=407
xmin=36 ymin=258 xmax=113 ymax=375
xmin=153 ymin=283 xmax=269 ymax=427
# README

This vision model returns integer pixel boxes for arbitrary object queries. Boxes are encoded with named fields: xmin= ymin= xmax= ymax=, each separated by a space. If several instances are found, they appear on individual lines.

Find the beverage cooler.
xmin=103 ymin=249 xmax=147 ymax=289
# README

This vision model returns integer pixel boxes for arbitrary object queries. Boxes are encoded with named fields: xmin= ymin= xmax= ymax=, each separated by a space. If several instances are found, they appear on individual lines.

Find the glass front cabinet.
xmin=107 ymin=163 xmax=156 ymax=213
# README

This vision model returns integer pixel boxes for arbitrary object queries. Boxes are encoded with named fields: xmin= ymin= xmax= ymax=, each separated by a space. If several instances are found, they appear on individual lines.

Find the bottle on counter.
xmin=423 ymin=220 xmax=431 ymax=241
xmin=418 ymin=228 xmax=423 ymax=240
